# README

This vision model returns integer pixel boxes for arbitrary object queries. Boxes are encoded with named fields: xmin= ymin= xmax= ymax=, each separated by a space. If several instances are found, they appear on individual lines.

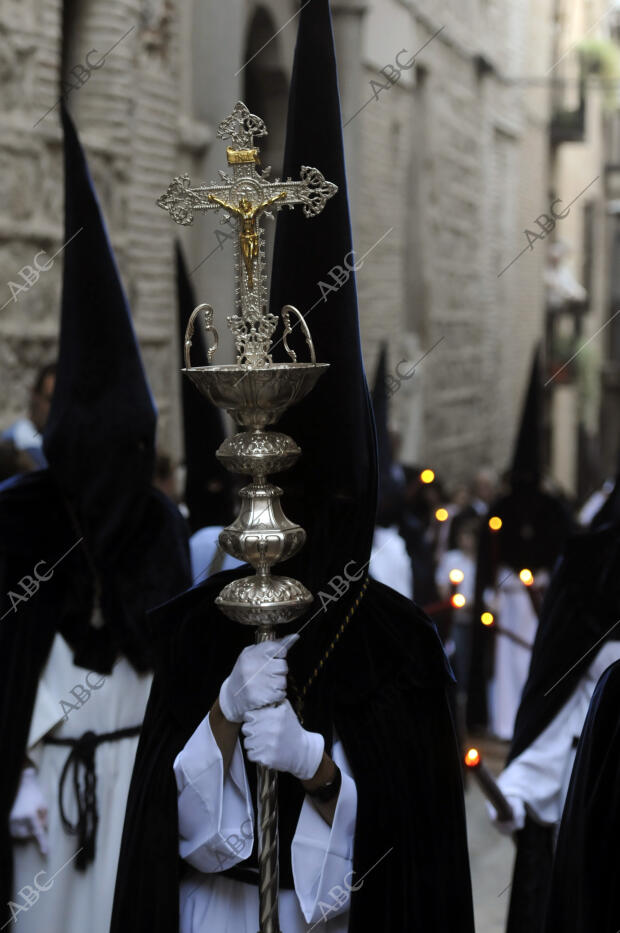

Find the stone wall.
xmin=0 ymin=0 xmax=555 ymax=488
xmin=355 ymin=0 xmax=553 ymax=483
xmin=0 ymin=0 xmax=184 ymax=454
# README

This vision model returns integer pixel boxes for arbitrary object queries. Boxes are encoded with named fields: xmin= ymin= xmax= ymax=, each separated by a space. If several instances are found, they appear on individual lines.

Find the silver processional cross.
xmin=157 ymin=101 xmax=336 ymax=365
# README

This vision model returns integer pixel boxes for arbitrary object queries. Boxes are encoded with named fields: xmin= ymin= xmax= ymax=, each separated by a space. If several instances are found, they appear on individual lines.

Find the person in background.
xmin=485 ymin=465 xmax=620 ymax=933
xmin=175 ymin=242 xmax=242 ymax=585
xmin=153 ymin=451 xmax=179 ymax=504
xmin=399 ymin=465 xmax=440 ymax=609
xmin=0 ymin=439 xmax=36 ymax=482
xmin=470 ymin=467 xmax=497 ymax=517
xmin=369 ymin=345 xmax=413 ymax=600
xmin=1 ymin=362 xmax=56 ymax=469
xmin=436 ymin=510 xmax=480 ymax=752
xmin=436 ymin=510 xmax=480 ymax=689
xmin=467 ymin=347 xmax=572 ymax=741
xmin=370 ymin=477 xmax=413 ymax=600
xmin=543 ymin=656 xmax=620 ymax=933
xmin=435 ymin=483 xmax=473 ymax=567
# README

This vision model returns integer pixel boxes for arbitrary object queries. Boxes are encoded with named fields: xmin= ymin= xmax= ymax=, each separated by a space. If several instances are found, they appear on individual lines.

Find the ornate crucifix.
xmin=158 ymin=101 xmax=337 ymax=365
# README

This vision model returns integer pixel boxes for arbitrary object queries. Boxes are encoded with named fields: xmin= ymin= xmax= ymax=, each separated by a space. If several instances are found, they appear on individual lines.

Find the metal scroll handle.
xmin=280 ymin=305 xmax=317 ymax=364
xmin=184 ymin=303 xmax=219 ymax=368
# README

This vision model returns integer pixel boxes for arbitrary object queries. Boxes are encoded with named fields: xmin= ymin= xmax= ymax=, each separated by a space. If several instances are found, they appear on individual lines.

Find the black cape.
xmin=111 ymin=574 xmax=475 ymax=932
xmin=545 ymin=658 xmax=620 ymax=932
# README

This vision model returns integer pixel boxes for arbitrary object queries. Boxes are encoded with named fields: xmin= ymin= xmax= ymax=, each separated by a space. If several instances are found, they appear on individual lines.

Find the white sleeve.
xmin=498 ymin=640 xmax=620 ymax=825
xmin=174 ymin=714 xmax=254 ymax=873
xmin=291 ymin=736 xmax=357 ymax=924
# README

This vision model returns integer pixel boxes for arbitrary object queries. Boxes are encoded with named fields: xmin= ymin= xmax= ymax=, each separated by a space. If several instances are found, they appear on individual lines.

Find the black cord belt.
xmin=43 ymin=725 xmax=141 ymax=870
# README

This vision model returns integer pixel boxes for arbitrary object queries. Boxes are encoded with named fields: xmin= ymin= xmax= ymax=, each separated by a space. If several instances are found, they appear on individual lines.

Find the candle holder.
xmin=158 ymin=101 xmax=337 ymax=933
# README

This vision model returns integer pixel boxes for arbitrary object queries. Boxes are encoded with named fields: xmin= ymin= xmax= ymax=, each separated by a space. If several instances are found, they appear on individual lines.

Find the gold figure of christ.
xmin=208 ymin=192 xmax=287 ymax=289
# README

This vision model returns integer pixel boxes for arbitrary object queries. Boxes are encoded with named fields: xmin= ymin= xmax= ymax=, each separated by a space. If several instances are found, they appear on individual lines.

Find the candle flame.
xmin=451 ymin=593 xmax=466 ymax=608
xmin=488 ymin=516 xmax=503 ymax=531
xmin=420 ymin=469 xmax=435 ymax=484
xmin=449 ymin=568 xmax=465 ymax=584
xmin=465 ymin=747 xmax=481 ymax=768
xmin=519 ymin=568 xmax=534 ymax=586
xmin=481 ymin=611 xmax=494 ymax=626
xmin=435 ymin=507 xmax=449 ymax=522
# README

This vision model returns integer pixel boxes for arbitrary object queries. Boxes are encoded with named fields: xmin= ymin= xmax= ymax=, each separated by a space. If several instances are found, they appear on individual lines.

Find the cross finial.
xmin=158 ymin=101 xmax=337 ymax=366
xmin=217 ymin=100 xmax=267 ymax=150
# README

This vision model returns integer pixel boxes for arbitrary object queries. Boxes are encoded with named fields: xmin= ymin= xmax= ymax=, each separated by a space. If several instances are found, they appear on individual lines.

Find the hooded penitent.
xmin=0 ymin=108 xmax=191 ymax=927
xmin=498 ymin=458 xmax=620 ymax=933
xmin=469 ymin=350 xmax=611 ymax=933
xmin=467 ymin=346 xmax=572 ymax=732
xmin=370 ymin=343 xmax=406 ymax=527
xmin=176 ymin=242 xmax=234 ymax=532
xmin=544 ymin=658 xmax=620 ymax=933
xmin=465 ymin=347 xmax=572 ymax=933
xmin=110 ymin=3 xmax=474 ymax=931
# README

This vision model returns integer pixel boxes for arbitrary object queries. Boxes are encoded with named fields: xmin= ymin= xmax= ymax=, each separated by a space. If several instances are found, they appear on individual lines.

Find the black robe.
xmin=110 ymin=574 xmax=475 ymax=933
xmin=545 ymin=658 xmax=620 ymax=932
xmin=0 ymin=470 xmax=191 ymax=928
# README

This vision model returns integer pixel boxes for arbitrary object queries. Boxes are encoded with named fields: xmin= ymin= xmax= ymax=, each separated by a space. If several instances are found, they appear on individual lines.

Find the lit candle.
xmin=464 ymin=748 xmax=514 ymax=822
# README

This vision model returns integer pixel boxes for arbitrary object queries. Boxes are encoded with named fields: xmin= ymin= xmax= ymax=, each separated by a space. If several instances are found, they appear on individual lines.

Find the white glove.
xmin=10 ymin=767 xmax=49 ymax=855
xmin=242 ymin=699 xmax=325 ymax=780
xmin=219 ymin=634 xmax=299 ymax=723
xmin=486 ymin=795 xmax=526 ymax=836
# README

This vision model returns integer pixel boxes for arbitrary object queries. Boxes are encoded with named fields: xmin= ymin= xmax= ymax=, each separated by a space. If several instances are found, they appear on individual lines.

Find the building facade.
xmin=0 ymin=0 xmax=575 ymax=489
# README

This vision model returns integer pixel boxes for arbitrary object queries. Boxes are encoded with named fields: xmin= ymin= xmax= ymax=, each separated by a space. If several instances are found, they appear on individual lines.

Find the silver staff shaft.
xmin=256 ymin=763 xmax=280 ymax=933
xmin=255 ymin=628 xmax=281 ymax=933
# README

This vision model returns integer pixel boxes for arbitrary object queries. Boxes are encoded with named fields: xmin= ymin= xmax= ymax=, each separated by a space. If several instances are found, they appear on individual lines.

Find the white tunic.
xmin=488 ymin=569 xmax=541 ymax=741
xmin=174 ymin=716 xmax=357 ymax=932
xmin=370 ymin=525 xmax=413 ymax=600
xmin=10 ymin=632 xmax=152 ymax=933
xmin=497 ymin=640 xmax=620 ymax=829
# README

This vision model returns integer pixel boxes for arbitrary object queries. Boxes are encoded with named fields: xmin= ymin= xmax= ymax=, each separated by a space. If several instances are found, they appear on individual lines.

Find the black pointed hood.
xmin=510 ymin=345 xmax=543 ymax=487
xmin=269 ymin=0 xmax=377 ymax=599
xmin=43 ymin=106 xmax=157 ymax=561
xmin=176 ymin=242 xmax=233 ymax=531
